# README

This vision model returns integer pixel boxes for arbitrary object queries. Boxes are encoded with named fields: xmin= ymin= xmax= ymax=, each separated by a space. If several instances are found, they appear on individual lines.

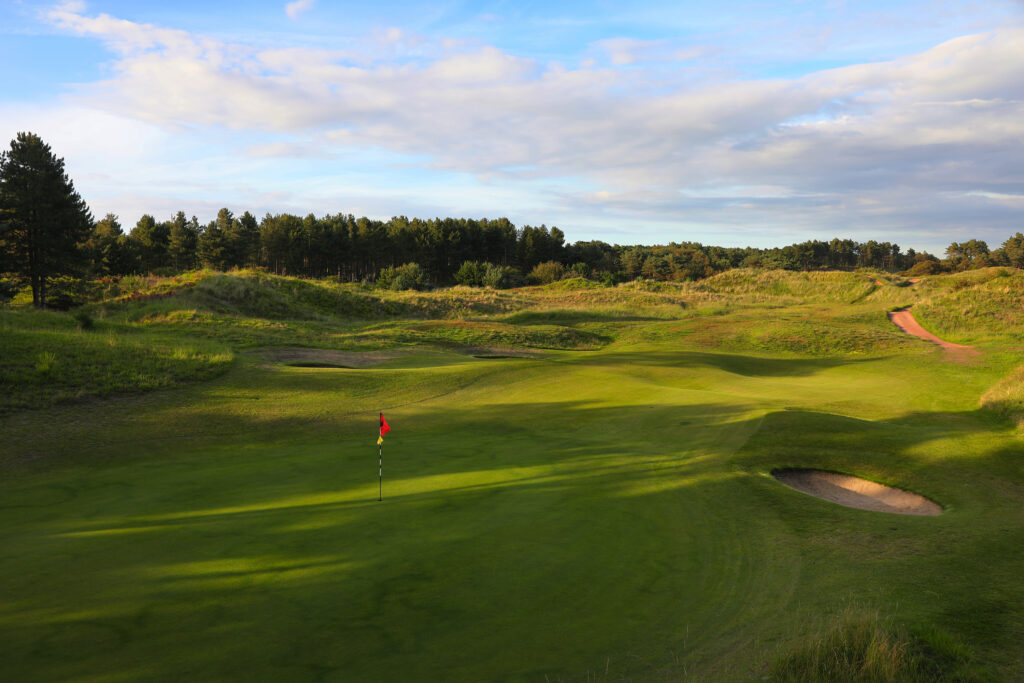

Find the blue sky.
xmin=2 ymin=0 xmax=1023 ymax=253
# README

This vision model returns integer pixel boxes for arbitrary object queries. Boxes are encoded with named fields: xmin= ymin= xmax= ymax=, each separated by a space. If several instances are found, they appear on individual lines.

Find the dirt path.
xmin=887 ymin=307 xmax=978 ymax=358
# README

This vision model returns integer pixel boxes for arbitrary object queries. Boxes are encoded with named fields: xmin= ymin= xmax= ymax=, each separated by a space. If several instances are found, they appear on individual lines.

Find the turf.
xmin=1 ymin=270 xmax=1023 ymax=681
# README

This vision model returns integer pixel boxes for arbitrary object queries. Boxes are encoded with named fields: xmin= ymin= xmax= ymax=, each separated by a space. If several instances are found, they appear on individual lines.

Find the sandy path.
xmin=887 ymin=307 xmax=978 ymax=357
xmin=773 ymin=469 xmax=941 ymax=515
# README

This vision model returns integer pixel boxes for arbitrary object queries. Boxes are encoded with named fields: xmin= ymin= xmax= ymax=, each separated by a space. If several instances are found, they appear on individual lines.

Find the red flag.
xmin=380 ymin=413 xmax=391 ymax=438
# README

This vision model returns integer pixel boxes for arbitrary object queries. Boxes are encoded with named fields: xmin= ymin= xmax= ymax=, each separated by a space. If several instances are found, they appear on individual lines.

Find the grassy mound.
xmin=0 ymin=309 xmax=232 ymax=415
xmin=686 ymin=268 xmax=878 ymax=304
xmin=913 ymin=268 xmax=1024 ymax=344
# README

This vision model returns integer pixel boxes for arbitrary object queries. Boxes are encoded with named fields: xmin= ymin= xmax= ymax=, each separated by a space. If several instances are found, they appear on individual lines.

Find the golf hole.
xmin=772 ymin=468 xmax=942 ymax=516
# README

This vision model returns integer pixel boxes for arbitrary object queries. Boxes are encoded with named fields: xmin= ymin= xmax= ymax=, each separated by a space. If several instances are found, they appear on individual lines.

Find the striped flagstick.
xmin=377 ymin=413 xmax=391 ymax=501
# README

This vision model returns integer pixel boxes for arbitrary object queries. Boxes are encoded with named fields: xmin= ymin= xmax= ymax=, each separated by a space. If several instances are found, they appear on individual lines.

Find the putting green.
xmin=2 ymin=277 xmax=1024 ymax=680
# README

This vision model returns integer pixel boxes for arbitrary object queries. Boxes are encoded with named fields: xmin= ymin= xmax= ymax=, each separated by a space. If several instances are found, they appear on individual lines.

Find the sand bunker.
xmin=772 ymin=469 xmax=941 ymax=515
xmin=887 ymin=307 xmax=978 ymax=358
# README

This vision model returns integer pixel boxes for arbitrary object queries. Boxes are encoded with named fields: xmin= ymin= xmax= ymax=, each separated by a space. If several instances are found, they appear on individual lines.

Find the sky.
xmin=1 ymin=1 xmax=1023 ymax=254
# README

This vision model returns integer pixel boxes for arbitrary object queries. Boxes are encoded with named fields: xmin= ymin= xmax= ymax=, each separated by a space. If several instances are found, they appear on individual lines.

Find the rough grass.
xmin=683 ymin=268 xmax=879 ymax=304
xmin=913 ymin=268 xmax=1024 ymax=344
xmin=980 ymin=365 xmax=1024 ymax=429
xmin=768 ymin=610 xmax=986 ymax=682
xmin=0 ymin=309 xmax=233 ymax=414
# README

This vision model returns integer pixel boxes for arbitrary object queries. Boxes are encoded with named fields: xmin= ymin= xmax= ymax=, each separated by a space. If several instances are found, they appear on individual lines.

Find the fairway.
xmin=2 ymin=270 xmax=1024 ymax=680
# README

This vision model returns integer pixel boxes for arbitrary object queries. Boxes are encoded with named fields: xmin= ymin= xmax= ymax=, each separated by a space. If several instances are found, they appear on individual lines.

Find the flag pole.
xmin=378 ymin=412 xmax=383 ymax=502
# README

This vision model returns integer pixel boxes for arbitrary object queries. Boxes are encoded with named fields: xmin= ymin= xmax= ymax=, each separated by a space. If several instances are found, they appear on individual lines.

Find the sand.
xmin=772 ymin=469 xmax=941 ymax=515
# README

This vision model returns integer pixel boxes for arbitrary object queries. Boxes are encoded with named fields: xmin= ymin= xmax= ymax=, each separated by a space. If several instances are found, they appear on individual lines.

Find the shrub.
xmin=905 ymin=260 xmax=943 ymax=276
xmin=528 ymin=261 xmax=565 ymax=285
xmin=455 ymin=260 xmax=488 ymax=287
xmin=0 ymin=276 xmax=24 ymax=302
xmin=378 ymin=262 xmax=429 ymax=291
xmin=569 ymin=262 xmax=591 ymax=278
xmin=73 ymin=309 xmax=95 ymax=330
xmin=45 ymin=276 xmax=91 ymax=310
xmin=483 ymin=264 xmax=525 ymax=289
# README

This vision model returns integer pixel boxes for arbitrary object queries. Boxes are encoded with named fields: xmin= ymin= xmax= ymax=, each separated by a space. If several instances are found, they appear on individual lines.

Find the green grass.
xmin=0 ymin=309 xmax=233 ymax=414
xmin=2 ymin=269 xmax=1023 ymax=681
xmin=766 ymin=609 xmax=986 ymax=682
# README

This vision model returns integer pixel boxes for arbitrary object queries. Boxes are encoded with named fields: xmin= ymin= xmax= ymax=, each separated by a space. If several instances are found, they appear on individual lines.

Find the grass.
xmin=0 ymin=308 xmax=233 ymax=414
xmin=1 ymin=268 xmax=1023 ymax=680
xmin=766 ymin=609 xmax=986 ymax=681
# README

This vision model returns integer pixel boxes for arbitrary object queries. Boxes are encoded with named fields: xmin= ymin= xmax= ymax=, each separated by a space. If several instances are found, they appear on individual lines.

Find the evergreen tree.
xmin=167 ymin=211 xmax=198 ymax=271
xmin=197 ymin=219 xmax=229 ymax=270
xmin=0 ymin=132 xmax=93 ymax=308
xmin=89 ymin=213 xmax=123 ymax=275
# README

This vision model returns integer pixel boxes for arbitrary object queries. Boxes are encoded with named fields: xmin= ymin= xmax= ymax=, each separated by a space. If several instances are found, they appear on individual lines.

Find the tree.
xmin=0 ymin=132 xmax=93 ymax=308
xmin=197 ymin=219 xmax=229 ymax=270
xmin=130 ymin=214 xmax=170 ymax=272
xmin=167 ymin=212 xmax=198 ymax=271
xmin=999 ymin=233 xmax=1024 ymax=269
xmin=89 ymin=213 xmax=130 ymax=275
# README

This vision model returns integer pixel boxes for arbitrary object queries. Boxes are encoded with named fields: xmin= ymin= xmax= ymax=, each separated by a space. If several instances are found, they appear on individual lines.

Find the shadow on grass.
xmin=504 ymin=310 xmax=675 ymax=326
xmin=577 ymin=349 xmax=887 ymax=377
xmin=3 ymin=361 xmax=1024 ymax=680
xmin=0 ymin=401 xmax=778 ymax=681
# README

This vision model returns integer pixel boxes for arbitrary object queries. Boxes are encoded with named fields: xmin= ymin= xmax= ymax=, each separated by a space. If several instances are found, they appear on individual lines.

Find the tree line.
xmin=3 ymin=132 xmax=1023 ymax=308
xmin=76 ymin=210 xmax=1024 ymax=285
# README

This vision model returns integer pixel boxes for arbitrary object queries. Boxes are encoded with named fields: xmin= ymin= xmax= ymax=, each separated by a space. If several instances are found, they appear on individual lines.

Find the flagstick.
xmin=378 ymin=441 xmax=383 ymax=502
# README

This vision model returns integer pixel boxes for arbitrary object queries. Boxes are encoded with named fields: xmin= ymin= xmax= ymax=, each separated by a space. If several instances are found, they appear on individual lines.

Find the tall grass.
xmin=980 ymin=365 xmax=1024 ymax=429
xmin=768 ymin=611 xmax=985 ymax=682
xmin=913 ymin=268 xmax=1024 ymax=344
xmin=0 ymin=308 xmax=233 ymax=414
xmin=684 ymin=269 xmax=878 ymax=304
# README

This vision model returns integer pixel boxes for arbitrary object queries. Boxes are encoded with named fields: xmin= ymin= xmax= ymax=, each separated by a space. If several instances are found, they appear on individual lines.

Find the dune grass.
xmin=0 ymin=308 xmax=233 ymax=415
xmin=1 ymin=269 xmax=1023 ymax=680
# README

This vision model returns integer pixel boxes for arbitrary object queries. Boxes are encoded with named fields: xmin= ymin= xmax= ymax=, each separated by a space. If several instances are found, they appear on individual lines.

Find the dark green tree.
xmin=998 ymin=233 xmax=1024 ymax=269
xmin=167 ymin=212 xmax=198 ymax=271
xmin=197 ymin=219 xmax=229 ymax=270
xmin=130 ymin=214 xmax=170 ymax=272
xmin=0 ymin=132 xmax=93 ymax=308
xmin=89 ymin=213 xmax=135 ymax=275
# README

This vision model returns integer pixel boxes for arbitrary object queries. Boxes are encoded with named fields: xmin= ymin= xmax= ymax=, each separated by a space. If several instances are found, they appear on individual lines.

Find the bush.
xmin=377 ymin=262 xmax=429 ymax=291
xmin=528 ymin=261 xmax=565 ymax=285
xmin=905 ymin=260 xmax=944 ymax=276
xmin=483 ymin=264 xmax=525 ymax=289
xmin=73 ymin=308 xmax=95 ymax=330
xmin=455 ymin=260 xmax=488 ymax=287
xmin=45 ymin=276 xmax=91 ymax=310
xmin=569 ymin=262 xmax=591 ymax=278
xmin=0 ymin=276 xmax=24 ymax=302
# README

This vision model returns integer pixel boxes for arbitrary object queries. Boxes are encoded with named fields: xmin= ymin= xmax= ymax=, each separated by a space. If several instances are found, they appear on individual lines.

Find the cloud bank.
xmin=43 ymin=4 xmax=1024 ymax=248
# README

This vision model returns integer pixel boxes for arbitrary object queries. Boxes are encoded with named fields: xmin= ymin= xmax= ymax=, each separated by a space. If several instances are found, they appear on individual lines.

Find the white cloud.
xmin=285 ymin=0 xmax=315 ymax=21
xmin=37 ymin=5 xmax=1024 ymax=249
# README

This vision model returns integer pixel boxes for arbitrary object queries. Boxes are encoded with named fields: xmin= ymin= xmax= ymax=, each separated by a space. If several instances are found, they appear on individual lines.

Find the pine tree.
xmin=167 ymin=211 xmax=198 ymax=271
xmin=0 ymin=132 xmax=93 ymax=308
